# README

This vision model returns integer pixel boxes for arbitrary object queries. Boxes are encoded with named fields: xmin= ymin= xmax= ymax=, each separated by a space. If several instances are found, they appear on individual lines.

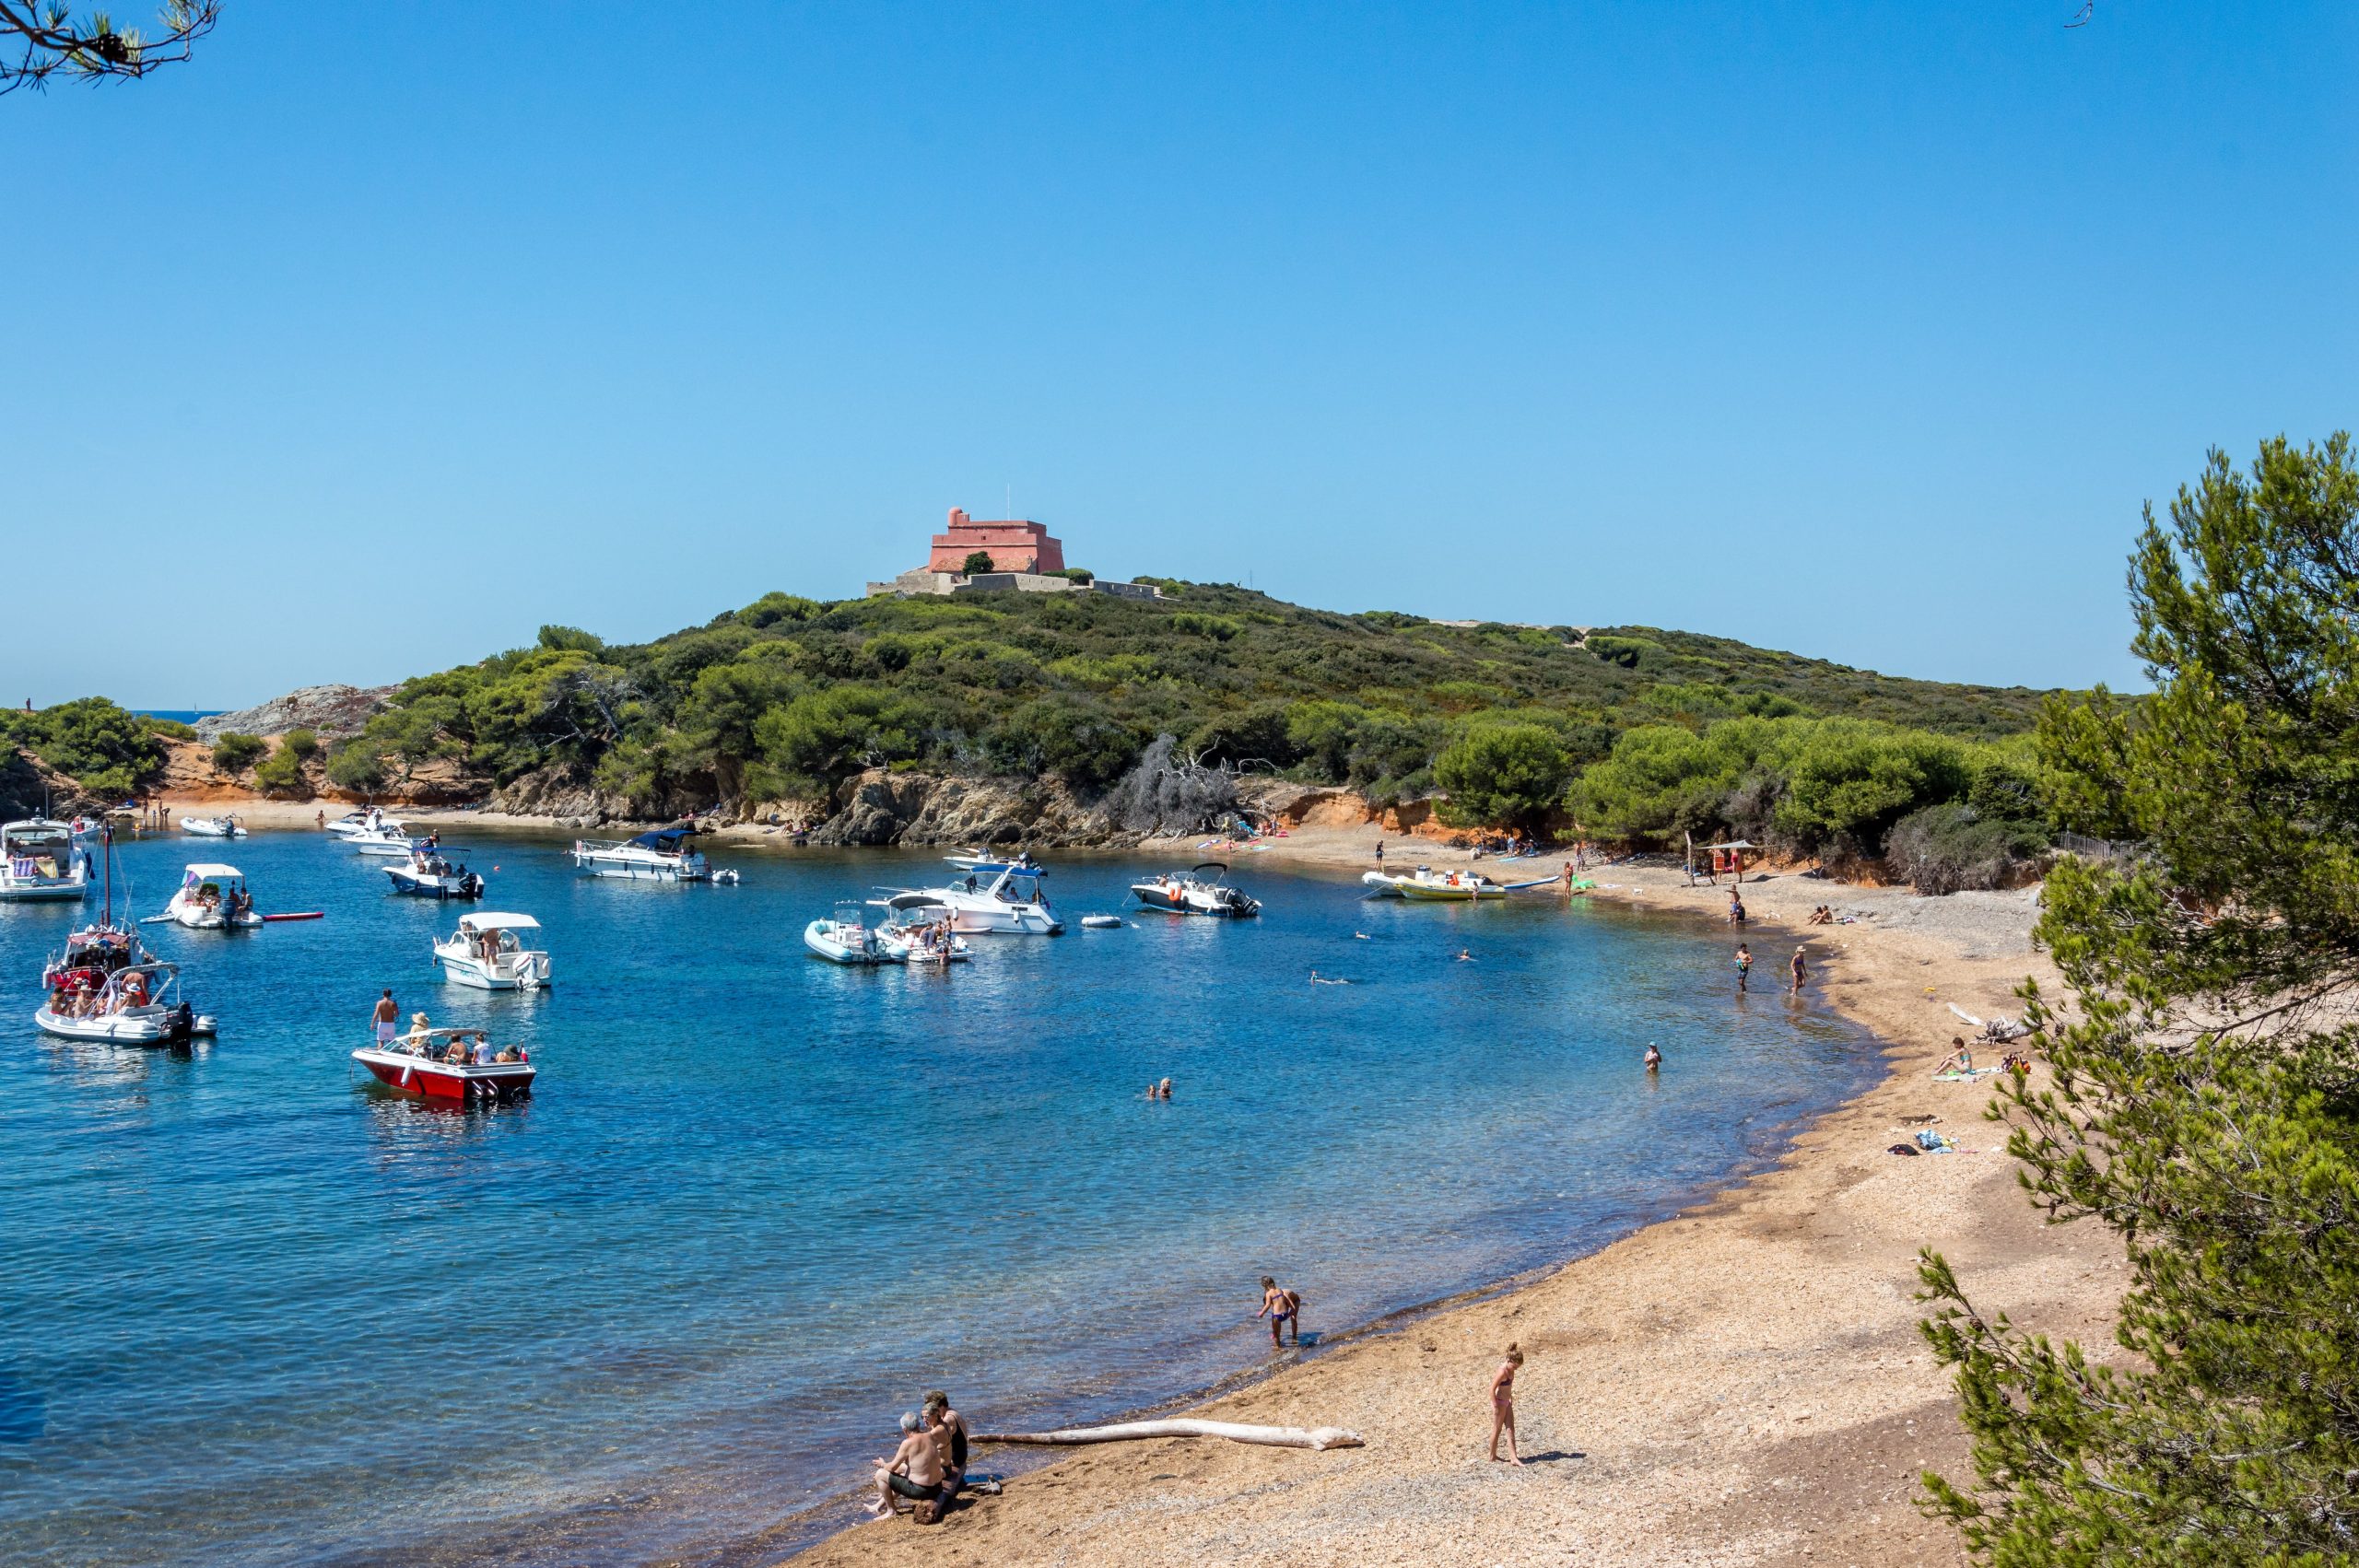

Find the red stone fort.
xmin=928 ymin=508 xmax=1067 ymax=575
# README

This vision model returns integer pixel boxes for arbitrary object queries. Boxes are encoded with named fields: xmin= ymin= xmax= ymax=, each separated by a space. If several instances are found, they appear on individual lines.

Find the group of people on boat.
xmin=46 ymin=967 xmax=148 ymax=1018
xmin=369 ymin=992 xmax=526 ymax=1065
xmin=194 ymin=883 xmax=255 ymax=919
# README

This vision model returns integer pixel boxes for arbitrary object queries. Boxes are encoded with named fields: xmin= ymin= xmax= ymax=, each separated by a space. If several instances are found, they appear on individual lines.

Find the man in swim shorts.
xmin=867 ymin=1411 xmax=946 ymax=1519
xmin=1735 ymin=944 xmax=1752 ymax=993
xmin=371 ymin=989 xmax=398 ymax=1046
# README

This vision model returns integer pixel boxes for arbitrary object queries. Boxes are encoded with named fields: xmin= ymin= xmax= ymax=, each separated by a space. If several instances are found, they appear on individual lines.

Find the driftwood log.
xmin=977 ymin=1419 xmax=1364 ymax=1451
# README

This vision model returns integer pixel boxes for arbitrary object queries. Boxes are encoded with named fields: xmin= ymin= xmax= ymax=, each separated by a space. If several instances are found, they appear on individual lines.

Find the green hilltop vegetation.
xmin=8 ymin=582 xmax=2072 ymax=884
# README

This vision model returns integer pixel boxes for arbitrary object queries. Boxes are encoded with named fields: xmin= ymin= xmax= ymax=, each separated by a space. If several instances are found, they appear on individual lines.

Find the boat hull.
xmin=353 ymin=1048 xmax=534 ymax=1102
xmin=1130 ymin=884 xmax=1260 ymax=918
xmin=34 ymin=1005 xmax=214 ymax=1045
xmin=805 ymin=921 xmax=898 ymax=965
xmin=433 ymin=953 xmax=550 ymax=990
xmin=386 ymin=871 xmax=483 ymax=899
xmin=0 ymin=879 xmax=89 ymax=902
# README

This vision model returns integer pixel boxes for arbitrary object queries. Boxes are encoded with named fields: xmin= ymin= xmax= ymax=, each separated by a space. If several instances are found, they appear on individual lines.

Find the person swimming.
xmin=1644 ymin=1042 xmax=1662 ymax=1072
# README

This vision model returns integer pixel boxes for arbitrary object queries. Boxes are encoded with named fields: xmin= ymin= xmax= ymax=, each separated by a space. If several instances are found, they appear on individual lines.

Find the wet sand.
xmin=785 ymin=826 xmax=2125 ymax=1566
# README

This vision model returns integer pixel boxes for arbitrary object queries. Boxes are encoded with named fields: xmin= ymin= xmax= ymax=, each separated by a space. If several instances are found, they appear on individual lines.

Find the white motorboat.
xmin=160 ymin=863 xmax=263 ymax=929
xmin=871 ymin=894 xmax=974 ymax=963
xmin=0 ymin=818 xmax=91 ymax=902
xmin=1131 ymin=861 xmax=1262 ymax=919
xmin=347 ymin=825 xmax=428 ymax=857
xmin=804 ymin=904 xmax=901 ymax=965
xmin=181 ymin=814 xmax=247 ymax=838
xmin=431 ymin=912 xmax=552 ymax=990
xmin=383 ymin=848 xmax=485 ymax=900
xmin=36 ymin=962 xmax=217 ymax=1045
xmin=944 ymin=848 xmax=1042 ymax=875
xmin=570 ymin=825 xmax=734 ymax=882
xmin=892 ymin=862 xmax=1062 ymax=935
xmin=1360 ymin=864 xmax=1558 ymax=900
xmin=327 ymin=808 xmax=402 ymax=839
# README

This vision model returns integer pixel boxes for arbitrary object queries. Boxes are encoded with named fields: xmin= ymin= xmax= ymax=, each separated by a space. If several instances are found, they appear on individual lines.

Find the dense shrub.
xmin=961 ymin=551 xmax=994 ymax=574
xmin=324 ymin=741 xmax=387 ymax=793
xmin=236 ymin=577 xmax=2060 ymax=827
xmin=281 ymin=728 xmax=320 ymax=759
xmin=1884 ymin=802 xmax=2048 ymax=894
xmin=146 ymin=717 xmax=196 ymax=741
xmin=1184 ymin=704 xmax=1297 ymax=771
xmin=6 ymin=697 xmax=169 ymax=798
xmin=1773 ymin=720 xmax=1969 ymax=858
xmin=1436 ymin=723 xmax=1573 ymax=830
xmin=252 ymin=738 xmax=311 ymax=797
xmin=754 ymin=685 xmax=933 ymax=789
xmin=210 ymin=732 xmax=267 ymax=774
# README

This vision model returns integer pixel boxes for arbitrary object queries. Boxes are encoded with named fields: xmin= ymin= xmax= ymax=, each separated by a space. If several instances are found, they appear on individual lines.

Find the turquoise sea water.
xmin=0 ymin=831 xmax=1877 ymax=1565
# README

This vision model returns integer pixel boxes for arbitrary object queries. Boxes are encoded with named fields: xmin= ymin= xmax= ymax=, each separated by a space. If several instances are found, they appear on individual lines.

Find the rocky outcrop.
xmin=806 ymin=770 xmax=1118 ymax=848
xmin=194 ymin=685 xmax=394 ymax=743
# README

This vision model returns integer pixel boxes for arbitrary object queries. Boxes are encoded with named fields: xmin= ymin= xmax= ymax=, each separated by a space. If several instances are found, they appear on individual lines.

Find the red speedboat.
xmin=354 ymin=1027 xmax=534 ymax=1104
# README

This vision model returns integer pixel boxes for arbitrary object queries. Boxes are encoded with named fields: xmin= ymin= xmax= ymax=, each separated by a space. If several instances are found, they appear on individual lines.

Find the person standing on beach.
xmin=370 ymin=989 xmax=398 ymax=1047
xmin=1488 ymin=1344 xmax=1524 ymax=1464
xmin=1257 ymin=1276 xmax=1302 ymax=1348
xmin=1735 ymin=943 xmax=1752 ymax=993
xmin=1790 ymin=946 xmax=1808 ymax=994
xmin=1375 ymin=838 xmax=1385 ymax=867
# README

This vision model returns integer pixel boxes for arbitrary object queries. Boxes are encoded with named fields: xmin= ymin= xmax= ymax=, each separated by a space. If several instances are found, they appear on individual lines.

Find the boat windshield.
xmin=383 ymin=1026 xmax=527 ymax=1065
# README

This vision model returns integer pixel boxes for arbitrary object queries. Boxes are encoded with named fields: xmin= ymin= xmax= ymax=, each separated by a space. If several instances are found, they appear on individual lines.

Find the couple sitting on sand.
xmin=867 ymin=1391 xmax=972 ymax=1525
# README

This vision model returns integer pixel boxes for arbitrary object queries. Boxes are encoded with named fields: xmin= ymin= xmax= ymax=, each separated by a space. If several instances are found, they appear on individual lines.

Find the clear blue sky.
xmin=6 ymin=2 xmax=2353 ymax=708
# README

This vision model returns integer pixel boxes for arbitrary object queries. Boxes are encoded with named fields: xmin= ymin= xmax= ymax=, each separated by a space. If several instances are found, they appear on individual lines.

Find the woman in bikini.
xmin=1489 ymin=1343 xmax=1524 ymax=1464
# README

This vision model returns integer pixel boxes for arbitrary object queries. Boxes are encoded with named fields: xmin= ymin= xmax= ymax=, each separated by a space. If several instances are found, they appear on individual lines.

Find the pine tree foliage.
xmin=1919 ymin=435 xmax=2359 ymax=1565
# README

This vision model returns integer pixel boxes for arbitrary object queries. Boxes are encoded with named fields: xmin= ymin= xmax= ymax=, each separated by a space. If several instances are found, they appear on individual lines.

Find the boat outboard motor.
xmin=166 ymin=1000 xmax=194 ymax=1041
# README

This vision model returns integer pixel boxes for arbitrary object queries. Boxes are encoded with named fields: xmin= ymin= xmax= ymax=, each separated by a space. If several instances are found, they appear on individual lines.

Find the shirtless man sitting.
xmin=867 ymin=1411 xmax=945 ymax=1521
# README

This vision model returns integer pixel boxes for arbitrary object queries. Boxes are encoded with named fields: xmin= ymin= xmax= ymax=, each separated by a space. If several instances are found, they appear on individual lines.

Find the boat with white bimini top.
xmin=383 ymin=848 xmax=485 ymax=900
xmin=890 ymin=861 xmax=1062 ymax=935
xmin=870 ymin=893 xmax=974 ymax=963
xmin=1360 ymin=864 xmax=1558 ymax=901
xmin=1132 ymin=862 xmax=1262 ymax=919
xmin=804 ymin=903 xmax=900 ymax=965
xmin=180 ymin=813 xmax=247 ymax=838
xmin=353 ymin=1026 xmax=534 ymax=1103
xmin=36 ymin=961 xmax=217 ymax=1045
xmin=431 ymin=912 xmax=552 ymax=989
xmin=161 ymin=863 xmax=263 ymax=929
xmin=0 ymin=818 xmax=91 ymax=902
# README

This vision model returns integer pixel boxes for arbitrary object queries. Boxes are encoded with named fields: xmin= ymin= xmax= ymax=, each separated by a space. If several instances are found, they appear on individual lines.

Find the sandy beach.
xmin=780 ymin=825 xmax=2125 ymax=1567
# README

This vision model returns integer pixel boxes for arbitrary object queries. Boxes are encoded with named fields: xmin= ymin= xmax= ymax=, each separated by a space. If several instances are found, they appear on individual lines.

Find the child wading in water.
xmin=1257 ymin=1276 xmax=1303 ymax=1348
xmin=1734 ymin=943 xmax=1752 ymax=993
xmin=1488 ymin=1343 xmax=1524 ymax=1464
